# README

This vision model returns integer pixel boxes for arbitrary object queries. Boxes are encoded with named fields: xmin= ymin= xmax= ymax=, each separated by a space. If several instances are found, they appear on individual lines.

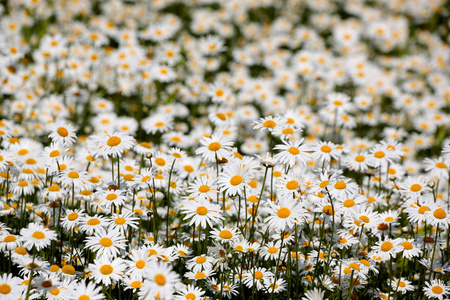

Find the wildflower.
xmin=181 ymin=199 xmax=224 ymax=228
xmin=70 ymin=280 xmax=104 ymax=300
xmin=90 ymin=131 xmax=135 ymax=159
xmin=264 ymin=198 xmax=307 ymax=230
xmin=274 ymin=139 xmax=310 ymax=167
xmin=423 ymin=279 xmax=450 ymax=300
xmin=48 ymin=122 xmax=77 ymax=146
xmin=20 ymin=223 xmax=57 ymax=251
xmin=138 ymin=262 xmax=180 ymax=300
xmin=195 ymin=134 xmax=233 ymax=162
xmin=89 ymin=256 xmax=125 ymax=286
xmin=0 ymin=273 xmax=26 ymax=300
xmin=85 ymin=228 xmax=127 ymax=258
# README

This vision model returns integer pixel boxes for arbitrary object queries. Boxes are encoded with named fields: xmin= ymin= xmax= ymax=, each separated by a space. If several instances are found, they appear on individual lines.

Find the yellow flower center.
xmin=230 ymin=175 xmax=243 ymax=186
xmin=401 ymin=242 xmax=413 ymax=250
xmin=186 ymin=293 xmax=196 ymax=300
xmin=100 ymin=238 xmax=113 ymax=247
xmin=219 ymin=230 xmax=232 ymax=239
xmin=319 ymin=181 xmax=329 ymax=188
xmin=418 ymin=206 xmax=430 ymax=214
xmin=87 ymin=218 xmax=100 ymax=225
xmin=68 ymin=171 xmax=79 ymax=179
xmin=323 ymin=205 xmax=334 ymax=215
xmin=62 ymin=265 xmax=75 ymax=275
xmin=343 ymin=199 xmax=355 ymax=207
xmin=349 ymin=263 xmax=360 ymax=271
xmin=0 ymin=283 xmax=11 ymax=295
xmin=263 ymin=120 xmax=276 ymax=128
xmin=136 ymin=260 xmax=145 ymax=269
xmin=196 ymin=257 xmax=206 ymax=264
xmin=115 ymin=217 xmax=126 ymax=225
xmin=130 ymin=281 xmax=142 ymax=289
xmin=106 ymin=194 xmax=118 ymax=201
xmin=198 ymin=185 xmax=210 ymax=193
xmin=431 ymin=286 xmax=443 ymax=294
xmin=334 ymin=181 xmax=347 ymax=189
xmin=68 ymin=212 xmax=78 ymax=221
xmin=277 ymin=207 xmax=291 ymax=218
xmin=320 ymin=145 xmax=331 ymax=153
xmin=155 ymin=158 xmax=165 ymax=166
xmin=381 ymin=241 xmax=393 ymax=252
xmin=196 ymin=206 xmax=208 ymax=215
xmin=32 ymin=231 xmax=45 ymax=239
xmin=435 ymin=162 xmax=447 ymax=168
xmin=286 ymin=180 xmax=298 ymax=190
xmin=4 ymin=235 xmax=16 ymax=242
xmin=433 ymin=208 xmax=447 ymax=219
xmin=268 ymin=247 xmax=278 ymax=254
xmin=107 ymin=136 xmax=121 ymax=147
xmin=57 ymin=127 xmax=69 ymax=137
xmin=374 ymin=151 xmax=385 ymax=158
xmin=288 ymin=147 xmax=299 ymax=155
xmin=194 ymin=272 xmax=206 ymax=279
xmin=359 ymin=215 xmax=370 ymax=223
xmin=410 ymin=184 xmax=422 ymax=192
xmin=100 ymin=265 xmax=113 ymax=275
xmin=355 ymin=155 xmax=365 ymax=162
xmin=50 ymin=150 xmax=60 ymax=157
xmin=208 ymin=142 xmax=221 ymax=151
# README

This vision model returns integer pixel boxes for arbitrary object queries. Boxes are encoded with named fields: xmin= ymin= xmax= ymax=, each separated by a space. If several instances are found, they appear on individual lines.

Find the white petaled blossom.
xmin=85 ymin=228 xmax=127 ymax=258
xmin=90 ymin=131 xmax=135 ymax=158
xmin=20 ymin=223 xmax=57 ymax=251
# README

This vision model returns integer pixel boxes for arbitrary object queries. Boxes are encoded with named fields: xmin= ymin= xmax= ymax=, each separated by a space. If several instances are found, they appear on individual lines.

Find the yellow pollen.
xmin=18 ymin=180 xmax=28 ymax=187
xmin=418 ymin=206 xmax=430 ymax=214
xmin=57 ymin=127 xmax=69 ymax=137
xmin=32 ymin=231 xmax=45 ymax=239
xmin=263 ymin=120 xmax=276 ymax=128
xmin=194 ymin=272 xmax=206 ymax=279
xmin=435 ymin=162 xmax=446 ymax=168
xmin=4 ymin=235 xmax=16 ymax=242
xmin=100 ymin=238 xmax=113 ymax=247
xmin=198 ymin=185 xmax=210 ymax=193
xmin=62 ymin=265 xmax=75 ymax=275
xmin=136 ymin=260 xmax=145 ymax=269
xmin=431 ymin=286 xmax=443 ymax=294
xmin=254 ymin=271 xmax=263 ymax=279
xmin=106 ymin=194 xmax=118 ymax=201
xmin=100 ymin=265 xmax=113 ymax=275
xmin=381 ymin=241 xmax=393 ymax=252
xmin=321 ymin=145 xmax=331 ymax=153
xmin=68 ymin=212 xmax=78 ymax=221
xmin=323 ymin=205 xmax=334 ymax=215
xmin=374 ymin=151 xmax=385 ymax=158
xmin=155 ymin=158 xmax=165 ymax=166
xmin=87 ymin=218 xmax=100 ymax=225
xmin=349 ymin=263 xmax=360 ymax=271
xmin=186 ymin=293 xmax=196 ymax=299
xmin=334 ymin=181 xmax=346 ymax=189
xmin=343 ymin=199 xmax=355 ymax=207
xmin=359 ymin=215 xmax=370 ymax=223
xmin=410 ymin=184 xmax=422 ymax=192
xmin=230 ymin=175 xmax=243 ymax=186
xmin=355 ymin=155 xmax=365 ymax=162
xmin=268 ymin=247 xmax=278 ymax=254
xmin=282 ymin=128 xmax=294 ymax=134
xmin=385 ymin=216 xmax=394 ymax=222
xmin=288 ymin=147 xmax=299 ymax=155
xmin=196 ymin=206 xmax=208 ymax=215
xmin=433 ymin=208 xmax=447 ymax=219
xmin=107 ymin=136 xmax=121 ymax=147
xmin=286 ymin=180 xmax=298 ymax=190
xmin=219 ymin=230 xmax=232 ymax=239
xmin=401 ymin=242 xmax=413 ymax=250
xmin=48 ymin=185 xmax=60 ymax=192
xmin=68 ymin=171 xmax=79 ymax=179
xmin=277 ymin=207 xmax=291 ymax=218
xmin=208 ymin=142 xmax=221 ymax=151
xmin=115 ymin=217 xmax=126 ymax=225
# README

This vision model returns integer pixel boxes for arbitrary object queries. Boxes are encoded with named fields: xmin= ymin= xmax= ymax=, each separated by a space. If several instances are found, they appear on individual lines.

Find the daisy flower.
xmin=85 ymin=228 xmax=127 ymax=258
xmin=400 ymin=238 xmax=422 ymax=258
xmin=78 ymin=215 xmax=109 ymax=235
xmin=90 ymin=131 xmax=135 ymax=159
xmin=253 ymin=116 xmax=285 ymax=132
xmin=371 ymin=238 xmax=402 ymax=262
xmin=142 ymin=114 xmax=174 ymax=134
xmin=125 ymin=247 xmax=154 ymax=279
xmin=274 ymin=139 xmax=310 ymax=167
xmin=264 ymin=197 xmax=307 ymax=231
xmin=0 ymin=273 xmax=26 ymax=300
xmin=187 ymin=176 xmax=218 ymax=200
xmin=425 ymin=204 xmax=450 ymax=227
xmin=309 ymin=141 xmax=342 ymax=165
xmin=20 ymin=223 xmax=57 ymax=251
xmin=423 ymin=279 xmax=450 ymax=300
xmin=399 ymin=176 xmax=432 ymax=200
xmin=344 ymin=152 xmax=369 ymax=172
xmin=259 ymin=240 xmax=285 ymax=261
xmin=181 ymin=199 xmax=224 ymax=228
xmin=195 ymin=134 xmax=234 ymax=162
xmin=242 ymin=267 xmax=274 ymax=290
xmin=96 ymin=189 xmax=127 ymax=209
xmin=138 ymin=262 xmax=180 ymax=300
xmin=70 ymin=280 xmax=103 ymax=300
xmin=108 ymin=211 xmax=139 ymax=234
xmin=48 ymin=121 xmax=77 ymax=146
xmin=209 ymin=227 xmax=240 ymax=244
xmin=423 ymin=157 xmax=449 ymax=180
xmin=89 ymin=256 xmax=125 ymax=286
xmin=185 ymin=269 xmax=216 ymax=281
xmin=174 ymin=284 xmax=205 ymax=300
xmin=218 ymin=161 xmax=250 ymax=197
xmin=186 ymin=255 xmax=216 ymax=273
